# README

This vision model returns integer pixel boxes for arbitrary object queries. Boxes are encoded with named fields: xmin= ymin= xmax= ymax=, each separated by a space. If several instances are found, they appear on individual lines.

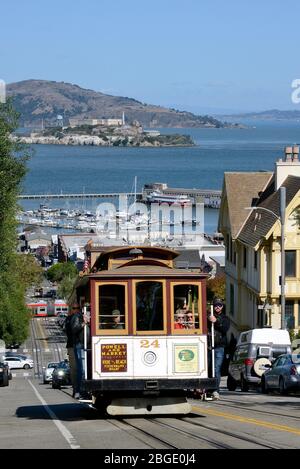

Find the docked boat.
xmin=146 ymin=191 xmax=191 ymax=204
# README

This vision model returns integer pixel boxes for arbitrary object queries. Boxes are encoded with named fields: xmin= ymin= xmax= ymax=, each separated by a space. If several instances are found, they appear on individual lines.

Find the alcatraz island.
xmin=7 ymin=79 xmax=242 ymax=148
xmin=13 ymin=116 xmax=195 ymax=147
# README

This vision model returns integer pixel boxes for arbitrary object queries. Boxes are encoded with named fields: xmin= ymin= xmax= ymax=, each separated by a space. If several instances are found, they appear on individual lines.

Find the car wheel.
xmin=240 ymin=375 xmax=249 ymax=392
xmin=227 ymin=374 xmax=237 ymax=391
xmin=93 ymin=396 xmax=110 ymax=417
xmin=279 ymin=377 xmax=288 ymax=395
xmin=23 ymin=364 xmax=30 ymax=370
xmin=261 ymin=377 xmax=269 ymax=394
xmin=52 ymin=382 xmax=59 ymax=389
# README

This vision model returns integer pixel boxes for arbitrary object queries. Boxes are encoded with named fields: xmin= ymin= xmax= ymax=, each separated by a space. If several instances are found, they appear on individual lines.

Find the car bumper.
xmin=286 ymin=376 xmax=300 ymax=390
xmin=82 ymin=378 xmax=218 ymax=394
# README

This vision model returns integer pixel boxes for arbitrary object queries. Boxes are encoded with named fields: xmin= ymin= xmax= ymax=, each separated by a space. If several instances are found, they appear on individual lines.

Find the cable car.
xmin=73 ymin=246 xmax=217 ymax=415
xmin=27 ymin=301 xmax=48 ymax=317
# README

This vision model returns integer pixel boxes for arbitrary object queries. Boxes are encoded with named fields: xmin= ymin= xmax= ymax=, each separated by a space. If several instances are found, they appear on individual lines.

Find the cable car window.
xmin=99 ymin=284 xmax=126 ymax=330
xmin=173 ymin=284 xmax=200 ymax=330
xmin=136 ymin=281 xmax=164 ymax=331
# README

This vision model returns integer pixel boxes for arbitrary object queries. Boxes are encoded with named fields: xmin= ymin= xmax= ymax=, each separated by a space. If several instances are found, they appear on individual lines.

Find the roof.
xmin=209 ymin=255 xmax=225 ymax=267
xmin=26 ymin=232 xmax=52 ymax=242
xmin=174 ymin=249 xmax=201 ymax=269
xmin=59 ymin=233 xmax=99 ymax=252
xmin=239 ymin=175 xmax=300 ymax=247
xmin=221 ymin=172 xmax=273 ymax=239
xmin=88 ymin=264 xmax=207 ymax=278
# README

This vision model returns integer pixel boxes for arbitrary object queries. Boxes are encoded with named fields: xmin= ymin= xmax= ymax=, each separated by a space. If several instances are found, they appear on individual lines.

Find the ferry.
xmin=146 ymin=191 xmax=191 ymax=205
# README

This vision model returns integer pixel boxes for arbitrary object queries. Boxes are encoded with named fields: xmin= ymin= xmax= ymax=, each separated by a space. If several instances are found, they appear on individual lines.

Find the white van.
xmin=227 ymin=328 xmax=291 ymax=391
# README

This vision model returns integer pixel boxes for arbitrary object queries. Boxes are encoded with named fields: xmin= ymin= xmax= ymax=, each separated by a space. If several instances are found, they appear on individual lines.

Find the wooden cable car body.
xmin=75 ymin=246 xmax=217 ymax=415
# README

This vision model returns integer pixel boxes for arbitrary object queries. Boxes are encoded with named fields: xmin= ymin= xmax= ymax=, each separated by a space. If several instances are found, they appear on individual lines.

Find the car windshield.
xmin=58 ymin=361 xmax=69 ymax=368
xmin=48 ymin=363 xmax=58 ymax=368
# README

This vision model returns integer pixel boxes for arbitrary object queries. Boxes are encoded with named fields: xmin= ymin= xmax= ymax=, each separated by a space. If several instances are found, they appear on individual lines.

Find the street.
xmin=0 ymin=317 xmax=299 ymax=449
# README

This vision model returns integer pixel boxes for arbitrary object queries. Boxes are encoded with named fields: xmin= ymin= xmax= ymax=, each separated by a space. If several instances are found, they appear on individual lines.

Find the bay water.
xmin=22 ymin=120 xmax=300 ymax=233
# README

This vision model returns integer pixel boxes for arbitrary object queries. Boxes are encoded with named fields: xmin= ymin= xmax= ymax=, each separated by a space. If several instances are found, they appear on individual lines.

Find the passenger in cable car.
xmin=111 ymin=309 xmax=124 ymax=329
xmin=174 ymin=310 xmax=186 ymax=329
xmin=185 ymin=311 xmax=195 ymax=329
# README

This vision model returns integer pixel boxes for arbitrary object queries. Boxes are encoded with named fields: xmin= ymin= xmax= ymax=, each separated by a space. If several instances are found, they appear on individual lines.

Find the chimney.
xmin=285 ymin=146 xmax=293 ymax=161
xmin=293 ymin=145 xmax=299 ymax=162
xmin=275 ymin=145 xmax=300 ymax=189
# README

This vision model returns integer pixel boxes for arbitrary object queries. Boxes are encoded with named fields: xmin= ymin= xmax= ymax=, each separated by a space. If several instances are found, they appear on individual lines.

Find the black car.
xmin=261 ymin=354 xmax=300 ymax=395
xmin=51 ymin=360 xmax=71 ymax=389
xmin=0 ymin=361 xmax=11 ymax=387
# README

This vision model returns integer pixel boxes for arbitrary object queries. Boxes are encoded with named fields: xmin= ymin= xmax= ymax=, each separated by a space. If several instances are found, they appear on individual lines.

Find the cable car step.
xmin=106 ymin=397 xmax=191 ymax=416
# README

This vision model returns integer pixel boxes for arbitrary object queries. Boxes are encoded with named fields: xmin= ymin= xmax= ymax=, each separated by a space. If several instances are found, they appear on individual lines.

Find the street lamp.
xmin=245 ymin=186 xmax=286 ymax=329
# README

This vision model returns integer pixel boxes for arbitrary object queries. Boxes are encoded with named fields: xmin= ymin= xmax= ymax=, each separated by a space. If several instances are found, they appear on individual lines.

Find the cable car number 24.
xmin=140 ymin=339 xmax=160 ymax=348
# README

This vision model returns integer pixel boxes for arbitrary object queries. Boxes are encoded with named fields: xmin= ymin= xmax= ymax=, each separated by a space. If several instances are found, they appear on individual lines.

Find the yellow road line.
xmin=192 ymin=405 xmax=300 ymax=436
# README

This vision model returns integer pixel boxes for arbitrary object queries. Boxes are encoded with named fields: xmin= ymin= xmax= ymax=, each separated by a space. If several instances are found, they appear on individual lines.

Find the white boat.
xmin=146 ymin=191 xmax=191 ymax=204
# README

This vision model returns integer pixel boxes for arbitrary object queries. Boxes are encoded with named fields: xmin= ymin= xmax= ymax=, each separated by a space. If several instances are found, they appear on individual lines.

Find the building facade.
xmin=219 ymin=146 xmax=300 ymax=335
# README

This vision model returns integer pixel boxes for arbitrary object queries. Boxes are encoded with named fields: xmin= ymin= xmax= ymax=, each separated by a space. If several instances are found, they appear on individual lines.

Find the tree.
xmin=0 ymin=99 xmax=32 ymax=345
xmin=15 ymin=253 xmax=43 ymax=290
xmin=47 ymin=261 xmax=78 ymax=300
xmin=207 ymin=274 xmax=226 ymax=304
xmin=47 ymin=262 xmax=78 ymax=283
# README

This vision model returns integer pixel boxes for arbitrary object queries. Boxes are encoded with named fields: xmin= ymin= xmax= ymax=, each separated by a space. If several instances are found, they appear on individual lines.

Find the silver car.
xmin=43 ymin=362 xmax=59 ymax=384
xmin=261 ymin=354 xmax=300 ymax=395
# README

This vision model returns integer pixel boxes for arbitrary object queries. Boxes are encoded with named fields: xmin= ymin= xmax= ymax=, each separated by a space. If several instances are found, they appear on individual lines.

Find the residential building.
xmin=219 ymin=145 xmax=300 ymax=335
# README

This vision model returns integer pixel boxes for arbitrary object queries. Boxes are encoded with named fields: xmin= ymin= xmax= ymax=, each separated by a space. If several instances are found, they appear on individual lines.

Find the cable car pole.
xmin=210 ymin=304 xmax=215 ymax=378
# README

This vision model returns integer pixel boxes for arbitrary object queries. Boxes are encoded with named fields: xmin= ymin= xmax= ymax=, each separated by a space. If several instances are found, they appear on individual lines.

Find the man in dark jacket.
xmin=70 ymin=303 xmax=89 ymax=398
xmin=208 ymin=297 xmax=230 ymax=400
xmin=64 ymin=305 xmax=78 ymax=397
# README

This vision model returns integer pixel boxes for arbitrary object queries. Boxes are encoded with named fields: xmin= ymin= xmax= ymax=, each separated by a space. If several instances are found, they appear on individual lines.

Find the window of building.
xmin=254 ymin=251 xmax=258 ymax=270
xmin=285 ymin=301 xmax=295 ymax=329
xmin=285 ymin=251 xmax=296 ymax=277
xmin=173 ymin=284 xmax=200 ymax=331
xmin=230 ymin=283 xmax=234 ymax=316
xmin=226 ymin=234 xmax=230 ymax=261
xmin=136 ymin=281 xmax=164 ymax=331
xmin=243 ymin=246 xmax=247 ymax=269
xmin=98 ymin=284 xmax=126 ymax=330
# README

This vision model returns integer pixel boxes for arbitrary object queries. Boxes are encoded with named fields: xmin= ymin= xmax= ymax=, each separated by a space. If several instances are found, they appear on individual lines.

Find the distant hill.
xmin=219 ymin=109 xmax=300 ymax=121
xmin=7 ymin=79 xmax=228 ymax=128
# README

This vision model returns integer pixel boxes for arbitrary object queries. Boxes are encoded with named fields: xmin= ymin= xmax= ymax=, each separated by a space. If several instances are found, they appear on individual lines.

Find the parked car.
xmin=3 ymin=356 xmax=34 ymax=370
xmin=261 ymin=354 xmax=300 ymax=395
xmin=0 ymin=361 xmax=11 ymax=386
xmin=6 ymin=342 xmax=20 ymax=349
xmin=227 ymin=328 xmax=291 ymax=391
xmin=43 ymin=362 xmax=59 ymax=384
xmin=51 ymin=360 xmax=71 ymax=389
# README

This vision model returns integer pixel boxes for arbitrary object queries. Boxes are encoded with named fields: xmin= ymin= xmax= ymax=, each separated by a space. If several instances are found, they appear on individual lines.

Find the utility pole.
xmin=280 ymin=186 xmax=286 ymax=330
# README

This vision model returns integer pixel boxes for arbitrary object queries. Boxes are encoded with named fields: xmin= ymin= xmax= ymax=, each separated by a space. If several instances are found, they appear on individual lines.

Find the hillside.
xmin=219 ymin=109 xmax=300 ymax=121
xmin=7 ymin=79 xmax=228 ymax=128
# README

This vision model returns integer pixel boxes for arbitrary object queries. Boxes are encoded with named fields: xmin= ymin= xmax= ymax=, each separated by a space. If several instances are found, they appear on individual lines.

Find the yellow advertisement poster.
xmin=174 ymin=344 xmax=199 ymax=373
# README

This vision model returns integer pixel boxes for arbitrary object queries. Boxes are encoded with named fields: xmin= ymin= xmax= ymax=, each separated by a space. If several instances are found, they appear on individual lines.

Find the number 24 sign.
xmin=140 ymin=339 xmax=160 ymax=348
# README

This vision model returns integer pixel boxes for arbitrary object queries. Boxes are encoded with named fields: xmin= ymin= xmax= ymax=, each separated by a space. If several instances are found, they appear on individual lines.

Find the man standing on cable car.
xmin=208 ymin=298 xmax=230 ymax=400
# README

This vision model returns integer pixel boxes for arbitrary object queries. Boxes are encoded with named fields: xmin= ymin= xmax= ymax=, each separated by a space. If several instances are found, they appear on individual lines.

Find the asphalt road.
xmin=1 ymin=318 xmax=300 ymax=450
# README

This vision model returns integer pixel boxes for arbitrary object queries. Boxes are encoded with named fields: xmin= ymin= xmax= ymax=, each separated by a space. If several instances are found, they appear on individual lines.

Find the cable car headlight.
xmin=143 ymin=351 xmax=157 ymax=366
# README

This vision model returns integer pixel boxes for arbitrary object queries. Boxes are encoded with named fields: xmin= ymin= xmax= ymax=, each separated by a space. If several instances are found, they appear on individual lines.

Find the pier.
xmin=18 ymin=192 xmax=139 ymax=200
xmin=18 ymin=186 xmax=221 ymax=208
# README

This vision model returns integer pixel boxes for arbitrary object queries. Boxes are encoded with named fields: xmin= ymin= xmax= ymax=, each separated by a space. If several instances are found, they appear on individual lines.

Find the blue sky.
xmin=1 ymin=0 xmax=300 ymax=113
